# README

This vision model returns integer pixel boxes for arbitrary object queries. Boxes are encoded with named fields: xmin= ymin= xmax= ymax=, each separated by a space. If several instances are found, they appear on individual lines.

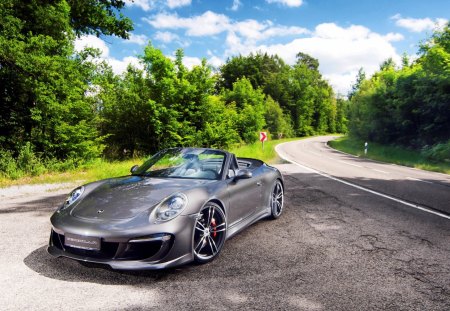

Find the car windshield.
xmin=133 ymin=148 xmax=226 ymax=180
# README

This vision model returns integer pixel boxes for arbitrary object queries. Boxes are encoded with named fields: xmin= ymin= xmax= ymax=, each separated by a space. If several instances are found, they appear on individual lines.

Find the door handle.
xmin=256 ymin=181 xmax=262 ymax=186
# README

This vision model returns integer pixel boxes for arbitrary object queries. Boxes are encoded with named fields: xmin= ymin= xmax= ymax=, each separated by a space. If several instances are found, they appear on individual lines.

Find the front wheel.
xmin=193 ymin=202 xmax=227 ymax=264
xmin=269 ymin=180 xmax=284 ymax=219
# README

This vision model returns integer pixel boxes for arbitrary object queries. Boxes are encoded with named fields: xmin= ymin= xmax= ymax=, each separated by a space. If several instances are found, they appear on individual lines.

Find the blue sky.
xmin=75 ymin=0 xmax=449 ymax=94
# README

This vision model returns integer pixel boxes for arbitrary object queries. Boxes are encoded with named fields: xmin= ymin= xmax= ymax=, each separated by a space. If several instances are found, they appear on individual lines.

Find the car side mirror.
xmin=130 ymin=165 xmax=139 ymax=174
xmin=235 ymin=169 xmax=252 ymax=180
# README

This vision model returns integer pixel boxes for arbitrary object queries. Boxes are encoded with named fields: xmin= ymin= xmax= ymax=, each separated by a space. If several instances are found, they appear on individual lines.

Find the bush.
xmin=422 ymin=141 xmax=450 ymax=163
xmin=0 ymin=150 xmax=20 ymax=179
xmin=17 ymin=142 xmax=47 ymax=176
xmin=0 ymin=143 xmax=49 ymax=179
xmin=44 ymin=157 xmax=78 ymax=172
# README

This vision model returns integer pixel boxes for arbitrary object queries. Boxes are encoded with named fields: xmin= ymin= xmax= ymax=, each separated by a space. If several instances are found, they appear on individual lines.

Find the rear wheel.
xmin=193 ymin=202 xmax=227 ymax=264
xmin=270 ymin=180 xmax=284 ymax=219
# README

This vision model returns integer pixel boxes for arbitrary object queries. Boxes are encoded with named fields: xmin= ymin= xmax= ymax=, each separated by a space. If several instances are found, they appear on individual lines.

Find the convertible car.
xmin=48 ymin=147 xmax=284 ymax=270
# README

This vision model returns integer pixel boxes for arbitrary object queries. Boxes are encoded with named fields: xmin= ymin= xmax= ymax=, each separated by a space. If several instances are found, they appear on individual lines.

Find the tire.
xmin=269 ymin=180 xmax=284 ymax=219
xmin=193 ymin=202 xmax=227 ymax=264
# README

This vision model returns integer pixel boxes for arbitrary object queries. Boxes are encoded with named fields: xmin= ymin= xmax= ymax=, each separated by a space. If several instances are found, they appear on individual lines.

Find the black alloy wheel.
xmin=270 ymin=180 xmax=284 ymax=219
xmin=193 ymin=202 xmax=227 ymax=264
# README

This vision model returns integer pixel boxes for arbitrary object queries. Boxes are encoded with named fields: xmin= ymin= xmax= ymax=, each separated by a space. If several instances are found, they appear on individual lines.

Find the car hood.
xmin=71 ymin=176 xmax=211 ymax=221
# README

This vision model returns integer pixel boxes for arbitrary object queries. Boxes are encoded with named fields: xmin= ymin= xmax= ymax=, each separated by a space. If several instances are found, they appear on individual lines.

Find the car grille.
xmin=50 ymin=230 xmax=172 ymax=261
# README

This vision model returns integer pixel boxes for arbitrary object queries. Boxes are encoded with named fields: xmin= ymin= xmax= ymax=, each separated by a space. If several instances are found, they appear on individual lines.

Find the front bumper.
xmin=47 ymin=214 xmax=197 ymax=270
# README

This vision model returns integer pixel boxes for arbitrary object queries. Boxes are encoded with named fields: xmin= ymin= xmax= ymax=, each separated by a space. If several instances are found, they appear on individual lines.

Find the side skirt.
xmin=225 ymin=209 xmax=270 ymax=240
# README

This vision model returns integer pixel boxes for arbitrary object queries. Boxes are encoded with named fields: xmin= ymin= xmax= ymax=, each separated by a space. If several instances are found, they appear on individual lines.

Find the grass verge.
xmin=0 ymin=137 xmax=303 ymax=188
xmin=328 ymin=136 xmax=450 ymax=174
xmin=230 ymin=137 xmax=301 ymax=164
xmin=0 ymin=159 xmax=141 ymax=188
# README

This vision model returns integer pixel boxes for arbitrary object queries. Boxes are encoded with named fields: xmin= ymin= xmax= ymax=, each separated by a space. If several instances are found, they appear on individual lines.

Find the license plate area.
xmin=64 ymin=233 xmax=101 ymax=251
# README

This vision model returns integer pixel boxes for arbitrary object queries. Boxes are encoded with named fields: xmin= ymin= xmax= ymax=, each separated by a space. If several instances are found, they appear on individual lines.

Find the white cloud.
xmin=231 ymin=19 xmax=309 ymax=41
xmin=74 ymin=35 xmax=110 ymax=57
xmin=154 ymin=31 xmax=179 ymax=43
xmin=154 ymin=31 xmax=190 ymax=48
xmin=225 ymin=31 xmax=246 ymax=53
xmin=167 ymin=0 xmax=191 ymax=8
xmin=75 ymin=35 xmax=143 ymax=75
xmin=314 ymin=23 xmax=370 ymax=40
xmin=125 ymin=0 xmax=153 ymax=11
xmin=145 ymin=11 xmax=230 ymax=36
xmin=232 ymin=19 xmax=266 ymax=40
xmin=208 ymin=56 xmax=224 ymax=68
xmin=126 ymin=33 xmax=148 ymax=45
xmin=108 ymin=56 xmax=143 ymax=74
xmin=391 ymin=14 xmax=448 ymax=32
xmin=223 ymin=23 xmax=401 ymax=95
xmin=323 ymin=72 xmax=356 ymax=96
xmin=182 ymin=56 xmax=202 ymax=68
xmin=145 ymin=11 xmax=308 ymax=42
xmin=168 ymin=54 xmax=202 ymax=69
xmin=126 ymin=0 xmax=193 ymax=11
xmin=259 ymin=24 xmax=309 ymax=39
xmin=186 ymin=11 xmax=230 ymax=36
xmin=181 ymin=55 xmax=224 ymax=70
xmin=383 ymin=32 xmax=404 ymax=42
xmin=230 ymin=0 xmax=242 ymax=11
xmin=266 ymin=0 xmax=303 ymax=7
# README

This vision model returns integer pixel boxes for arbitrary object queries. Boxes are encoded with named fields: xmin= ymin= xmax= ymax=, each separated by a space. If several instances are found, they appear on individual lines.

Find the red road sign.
xmin=259 ymin=132 xmax=267 ymax=142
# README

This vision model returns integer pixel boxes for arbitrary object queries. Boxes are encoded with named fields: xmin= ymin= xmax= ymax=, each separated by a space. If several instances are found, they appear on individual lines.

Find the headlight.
xmin=150 ymin=193 xmax=188 ymax=223
xmin=61 ymin=186 xmax=84 ymax=210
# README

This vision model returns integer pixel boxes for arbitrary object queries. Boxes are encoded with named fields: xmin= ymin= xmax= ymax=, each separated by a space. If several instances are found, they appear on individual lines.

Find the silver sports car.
xmin=48 ymin=147 xmax=284 ymax=270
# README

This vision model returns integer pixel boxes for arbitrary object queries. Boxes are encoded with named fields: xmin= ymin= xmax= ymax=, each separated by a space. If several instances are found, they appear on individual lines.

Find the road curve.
xmin=276 ymin=136 xmax=450 ymax=216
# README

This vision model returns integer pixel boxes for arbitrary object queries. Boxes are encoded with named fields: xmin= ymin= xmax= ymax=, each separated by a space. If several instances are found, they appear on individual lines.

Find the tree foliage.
xmin=67 ymin=0 xmax=133 ymax=38
xmin=219 ymin=52 xmax=341 ymax=136
xmin=0 ymin=0 xmax=134 ymax=168
xmin=347 ymin=23 xmax=450 ymax=160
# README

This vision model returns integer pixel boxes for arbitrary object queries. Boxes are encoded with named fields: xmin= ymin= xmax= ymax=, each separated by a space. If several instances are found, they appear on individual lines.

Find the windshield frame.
xmin=132 ymin=148 xmax=228 ymax=181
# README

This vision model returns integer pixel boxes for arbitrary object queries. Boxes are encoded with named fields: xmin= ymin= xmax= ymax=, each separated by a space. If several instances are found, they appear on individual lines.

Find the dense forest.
xmin=0 ymin=1 xmax=448 ymax=179
xmin=347 ymin=25 xmax=450 ymax=162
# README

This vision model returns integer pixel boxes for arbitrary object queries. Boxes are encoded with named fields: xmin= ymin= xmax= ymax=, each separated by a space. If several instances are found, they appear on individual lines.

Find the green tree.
xmin=96 ymin=64 xmax=162 ymax=157
xmin=348 ymin=68 xmax=366 ymax=100
xmin=264 ymin=96 xmax=294 ymax=138
xmin=67 ymin=0 xmax=133 ymax=38
xmin=218 ymin=52 xmax=287 ymax=91
xmin=0 ymin=0 xmax=134 ymax=166
xmin=288 ymin=52 xmax=323 ymax=135
xmin=194 ymin=96 xmax=240 ymax=149
xmin=218 ymin=51 xmax=337 ymax=137
xmin=0 ymin=1 xmax=107 ymax=162
xmin=140 ymin=44 xmax=220 ymax=149
xmin=347 ymin=23 xmax=450 ymax=152
xmin=223 ymin=78 xmax=266 ymax=143
xmin=335 ymin=97 xmax=348 ymax=133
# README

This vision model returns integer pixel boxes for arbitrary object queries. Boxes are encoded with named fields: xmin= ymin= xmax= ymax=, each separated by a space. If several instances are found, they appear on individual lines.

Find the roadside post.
xmin=364 ymin=142 xmax=368 ymax=155
xmin=260 ymin=132 xmax=268 ymax=150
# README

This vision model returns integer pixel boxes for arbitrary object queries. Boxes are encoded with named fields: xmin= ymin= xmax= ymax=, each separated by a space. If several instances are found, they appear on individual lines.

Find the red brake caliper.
xmin=211 ymin=218 xmax=217 ymax=238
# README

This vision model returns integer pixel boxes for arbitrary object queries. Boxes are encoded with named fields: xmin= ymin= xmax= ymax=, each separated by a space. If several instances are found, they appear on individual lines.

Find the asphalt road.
xmin=277 ymin=136 xmax=450 ymax=216
xmin=0 ymin=138 xmax=449 ymax=310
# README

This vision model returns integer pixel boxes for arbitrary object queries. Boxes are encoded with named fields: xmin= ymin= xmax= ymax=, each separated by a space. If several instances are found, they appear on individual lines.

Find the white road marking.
xmin=275 ymin=143 xmax=450 ymax=221
xmin=406 ymin=177 xmax=433 ymax=184
xmin=371 ymin=169 xmax=390 ymax=174
xmin=338 ymin=160 xmax=363 ymax=168
xmin=309 ymin=151 xmax=322 ymax=157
